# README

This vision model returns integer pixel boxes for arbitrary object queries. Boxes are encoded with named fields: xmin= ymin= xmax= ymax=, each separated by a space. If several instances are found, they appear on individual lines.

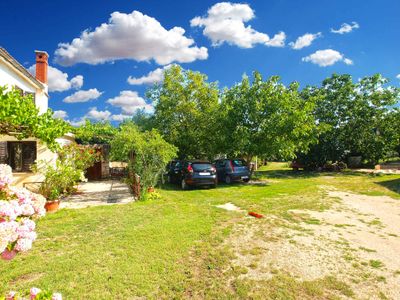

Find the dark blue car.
xmin=167 ymin=160 xmax=217 ymax=190
xmin=214 ymin=159 xmax=250 ymax=184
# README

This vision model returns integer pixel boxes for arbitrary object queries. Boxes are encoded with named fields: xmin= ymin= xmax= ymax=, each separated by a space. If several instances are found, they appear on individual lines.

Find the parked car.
xmin=167 ymin=160 xmax=217 ymax=190
xmin=165 ymin=160 xmax=180 ymax=183
xmin=214 ymin=159 xmax=250 ymax=184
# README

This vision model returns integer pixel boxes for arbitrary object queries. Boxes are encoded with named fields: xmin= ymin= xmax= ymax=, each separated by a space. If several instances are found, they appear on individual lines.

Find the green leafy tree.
xmin=302 ymin=74 xmax=400 ymax=165
xmin=73 ymin=119 xmax=118 ymax=144
xmin=148 ymin=65 xmax=220 ymax=159
xmin=129 ymin=108 xmax=155 ymax=131
xmin=386 ymin=108 xmax=400 ymax=155
xmin=219 ymin=72 xmax=318 ymax=163
xmin=0 ymin=86 xmax=70 ymax=150
xmin=111 ymin=122 xmax=177 ymax=193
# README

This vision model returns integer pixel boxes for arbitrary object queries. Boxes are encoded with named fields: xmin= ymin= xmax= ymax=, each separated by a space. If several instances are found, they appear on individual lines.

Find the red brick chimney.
xmin=35 ymin=50 xmax=49 ymax=84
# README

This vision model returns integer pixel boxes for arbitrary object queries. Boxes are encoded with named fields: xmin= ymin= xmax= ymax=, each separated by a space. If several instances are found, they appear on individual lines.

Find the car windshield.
xmin=232 ymin=159 xmax=246 ymax=167
xmin=191 ymin=163 xmax=213 ymax=171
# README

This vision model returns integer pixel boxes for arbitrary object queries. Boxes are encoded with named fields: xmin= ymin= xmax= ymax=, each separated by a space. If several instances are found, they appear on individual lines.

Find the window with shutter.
xmin=7 ymin=142 xmax=37 ymax=172
xmin=0 ymin=142 xmax=8 ymax=164
xmin=22 ymin=142 xmax=37 ymax=172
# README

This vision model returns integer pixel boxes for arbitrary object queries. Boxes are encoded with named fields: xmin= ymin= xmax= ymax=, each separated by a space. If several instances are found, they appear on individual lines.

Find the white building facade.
xmin=0 ymin=48 xmax=71 ymax=186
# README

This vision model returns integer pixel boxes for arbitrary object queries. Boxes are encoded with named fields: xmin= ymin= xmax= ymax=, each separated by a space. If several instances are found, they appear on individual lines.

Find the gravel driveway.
xmin=228 ymin=187 xmax=400 ymax=299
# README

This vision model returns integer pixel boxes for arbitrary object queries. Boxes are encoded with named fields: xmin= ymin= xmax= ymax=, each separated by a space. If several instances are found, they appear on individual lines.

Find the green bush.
xmin=33 ymin=144 xmax=101 ymax=200
xmin=111 ymin=122 xmax=177 ymax=196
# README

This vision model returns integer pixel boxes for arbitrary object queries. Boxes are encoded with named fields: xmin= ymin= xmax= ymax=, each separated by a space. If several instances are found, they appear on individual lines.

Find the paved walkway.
xmin=60 ymin=180 xmax=134 ymax=209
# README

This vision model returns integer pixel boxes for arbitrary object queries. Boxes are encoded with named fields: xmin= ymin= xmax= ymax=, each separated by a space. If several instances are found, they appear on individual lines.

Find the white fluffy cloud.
xmin=331 ymin=22 xmax=359 ymax=34
xmin=69 ymin=119 xmax=86 ymax=127
xmin=85 ymin=107 xmax=112 ymax=121
xmin=302 ymin=49 xmax=353 ymax=67
xmin=127 ymin=65 xmax=172 ymax=85
xmin=191 ymin=2 xmax=285 ymax=48
xmin=63 ymin=88 xmax=103 ymax=103
xmin=107 ymin=90 xmax=153 ymax=114
xmin=28 ymin=65 xmax=83 ymax=92
xmin=110 ymin=114 xmax=132 ymax=122
xmin=70 ymin=75 xmax=84 ymax=89
xmin=289 ymin=32 xmax=321 ymax=50
xmin=53 ymin=110 xmax=68 ymax=120
xmin=54 ymin=10 xmax=208 ymax=66
xmin=396 ymin=74 xmax=400 ymax=80
xmin=71 ymin=111 xmax=132 ymax=125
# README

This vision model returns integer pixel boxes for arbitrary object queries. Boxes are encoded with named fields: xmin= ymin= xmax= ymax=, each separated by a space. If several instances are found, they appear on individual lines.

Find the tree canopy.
xmin=301 ymin=74 xmax=400 ymax=165
xmin=219 ymin=72 xmax=319 ymax=162
xmin=73 ymin=119 xmax=118 ymax=145
xmin=149 ymin=65 xmax=220 ymax=159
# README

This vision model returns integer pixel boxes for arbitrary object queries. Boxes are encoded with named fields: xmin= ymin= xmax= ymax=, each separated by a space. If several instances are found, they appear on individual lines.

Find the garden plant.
xmin=0 ymin=164 xmax=46 ymax=261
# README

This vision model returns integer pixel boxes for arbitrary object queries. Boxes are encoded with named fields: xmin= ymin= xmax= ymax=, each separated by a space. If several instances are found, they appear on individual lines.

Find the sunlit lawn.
xmin=1 ymin=163 xmax=399 ymax=298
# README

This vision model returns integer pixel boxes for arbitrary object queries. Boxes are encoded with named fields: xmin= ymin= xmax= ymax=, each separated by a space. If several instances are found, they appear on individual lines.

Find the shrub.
xmin=111 ymin=122 xmax=177 ymax=197
xmin=33 ymin=144 xmax=100 ymax=200
xmin=0 ymin=164 xmax=46 ymax=260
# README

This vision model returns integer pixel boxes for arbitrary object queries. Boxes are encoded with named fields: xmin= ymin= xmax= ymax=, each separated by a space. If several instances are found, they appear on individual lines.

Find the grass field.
xmin=1 ymin=163 xmax=399 ymax=299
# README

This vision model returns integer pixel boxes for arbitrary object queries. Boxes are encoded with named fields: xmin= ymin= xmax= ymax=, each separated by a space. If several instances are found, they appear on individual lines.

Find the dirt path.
xmin=226 ymin=188 xmax=400 ymax=299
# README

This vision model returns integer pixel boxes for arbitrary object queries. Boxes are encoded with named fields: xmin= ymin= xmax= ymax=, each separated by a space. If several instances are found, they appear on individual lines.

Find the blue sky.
xmin=1 ymin=0 xmax=399 ymax=124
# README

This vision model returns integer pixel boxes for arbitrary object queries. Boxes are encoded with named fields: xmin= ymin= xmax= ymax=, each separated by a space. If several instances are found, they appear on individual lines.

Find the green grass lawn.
xmin=1 ymin=163 xmax=399 ymax=299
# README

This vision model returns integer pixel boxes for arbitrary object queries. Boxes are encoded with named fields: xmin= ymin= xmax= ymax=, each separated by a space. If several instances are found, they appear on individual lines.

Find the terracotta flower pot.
xmin=44 ymin=200 xmax=60 ymax=212
xmin=1 ymin=249 xmax=17 ymax=261
xmin=147 ymin=186 xmax=155 ymax=193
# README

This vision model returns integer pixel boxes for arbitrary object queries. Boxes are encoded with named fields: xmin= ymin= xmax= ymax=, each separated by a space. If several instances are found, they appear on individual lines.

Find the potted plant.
xmin=43 ymin=188 xmax=61 ymax=212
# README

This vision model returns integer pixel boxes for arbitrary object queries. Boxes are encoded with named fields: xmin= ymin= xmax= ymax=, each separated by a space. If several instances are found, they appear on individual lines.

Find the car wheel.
xmin=225 ymin=175 xmax=231 ymax=184
xmin=181 ymin=179 xmax=188 ymax=190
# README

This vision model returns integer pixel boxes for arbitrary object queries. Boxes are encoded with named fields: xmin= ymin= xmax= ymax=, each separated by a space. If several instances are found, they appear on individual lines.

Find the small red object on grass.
xmin=248 ymin=212 xmax=264 ymax=218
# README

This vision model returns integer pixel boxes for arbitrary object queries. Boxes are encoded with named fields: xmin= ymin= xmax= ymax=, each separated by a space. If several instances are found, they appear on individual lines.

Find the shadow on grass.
xmin=158 ymin=181 xmax=268 ymax=191
xmin=254 ymin=169 xmax=370 ymax=179
xmin=375 ymin=178 xmax=400 ymax=195
xmin=254 ymin=169 xmax=321 ymax=179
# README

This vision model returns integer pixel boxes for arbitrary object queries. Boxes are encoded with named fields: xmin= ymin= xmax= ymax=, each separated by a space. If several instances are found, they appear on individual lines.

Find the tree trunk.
xmin=245 ymin=154 xmax=255 ymax=177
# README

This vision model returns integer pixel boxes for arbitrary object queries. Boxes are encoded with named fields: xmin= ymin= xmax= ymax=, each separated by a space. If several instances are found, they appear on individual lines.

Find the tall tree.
xmin=220 ymin=72 xmax=318 ymax=163
xmin=148 ymin=65 xmax=220 ymax=159
xmin=129 ymin=108 xmax=155 ymax=131
xmin=302 ymin=74 xmax=400 ymax=165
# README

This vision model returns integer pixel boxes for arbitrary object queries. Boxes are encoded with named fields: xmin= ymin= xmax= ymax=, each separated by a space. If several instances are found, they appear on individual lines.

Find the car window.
xmin=232 ymin=159 xmax=246 ymax=167
xmin=216 ymin=160 xmax=225 ymax=168
xmin=192 ymin=163 xmax=213 ymax=171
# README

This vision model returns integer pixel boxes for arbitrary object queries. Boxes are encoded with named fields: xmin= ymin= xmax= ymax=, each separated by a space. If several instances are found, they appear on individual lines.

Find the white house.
xmin=0 ymin=48 xmax=73 ymax=186
xmin=0 ymin=48 xmax=49 ymax=113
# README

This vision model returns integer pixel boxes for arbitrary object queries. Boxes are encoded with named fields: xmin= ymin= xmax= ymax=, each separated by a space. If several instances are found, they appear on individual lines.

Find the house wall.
xmin=0 ymin=135 xmax=57 ymax=187
xmin=0 ymin=50 xmax=68 ymax=188
xmin=0 ymin=60 xmax=48 ymax=114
